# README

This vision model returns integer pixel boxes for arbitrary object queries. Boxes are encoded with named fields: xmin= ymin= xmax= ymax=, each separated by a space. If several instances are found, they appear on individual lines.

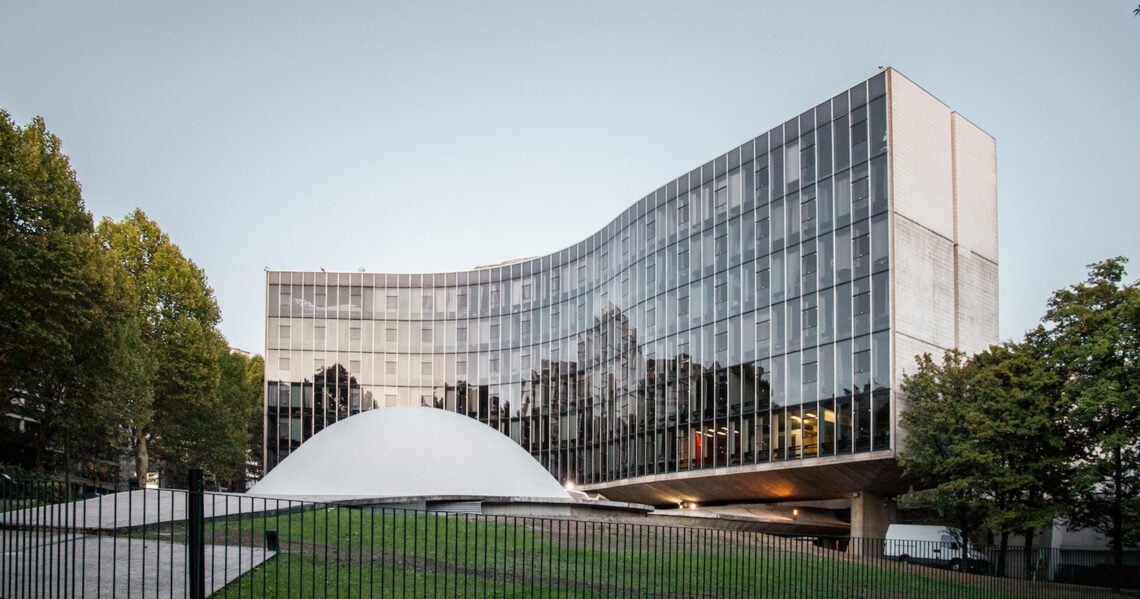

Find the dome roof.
xmin=249 ymin=406 xmax=570 ymax=500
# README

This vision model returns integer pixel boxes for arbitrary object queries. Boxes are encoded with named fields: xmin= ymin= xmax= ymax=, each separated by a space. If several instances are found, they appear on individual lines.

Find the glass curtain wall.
xmin=265 ymin=72 xmax=892 ymax=485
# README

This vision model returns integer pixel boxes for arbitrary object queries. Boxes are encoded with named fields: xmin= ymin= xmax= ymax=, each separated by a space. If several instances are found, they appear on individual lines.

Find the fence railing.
xmin=2 ymin=475 xmax=1135 ymax=598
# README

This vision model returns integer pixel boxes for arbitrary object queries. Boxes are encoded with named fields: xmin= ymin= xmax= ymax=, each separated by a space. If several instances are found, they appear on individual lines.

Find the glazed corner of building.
xmin=262 ymin=67 xmax=998 ymax=508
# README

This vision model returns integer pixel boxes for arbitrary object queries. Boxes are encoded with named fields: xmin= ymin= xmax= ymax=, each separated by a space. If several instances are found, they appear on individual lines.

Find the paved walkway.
xmin=1 ymin=532 xmax=274 ymax=598
xmin=0 ymin=489 xmax=286 ymax=530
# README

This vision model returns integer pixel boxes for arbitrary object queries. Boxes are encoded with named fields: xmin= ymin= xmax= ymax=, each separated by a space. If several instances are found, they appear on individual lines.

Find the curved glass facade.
xmin=265 ymin=71 xmax=903 ymax=496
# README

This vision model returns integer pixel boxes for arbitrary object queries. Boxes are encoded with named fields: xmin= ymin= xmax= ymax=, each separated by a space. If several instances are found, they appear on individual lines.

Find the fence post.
xmin=188 ymin=469 xmax=205 ymax=599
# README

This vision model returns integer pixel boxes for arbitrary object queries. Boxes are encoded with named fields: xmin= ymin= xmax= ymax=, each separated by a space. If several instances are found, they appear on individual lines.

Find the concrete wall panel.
xmin=889 ymin=71 xmax=954 ymax=240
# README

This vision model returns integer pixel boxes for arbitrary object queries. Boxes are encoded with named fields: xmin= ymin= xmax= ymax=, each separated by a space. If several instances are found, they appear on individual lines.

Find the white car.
xmin=882 ymin=524 xmax=990 ymax=573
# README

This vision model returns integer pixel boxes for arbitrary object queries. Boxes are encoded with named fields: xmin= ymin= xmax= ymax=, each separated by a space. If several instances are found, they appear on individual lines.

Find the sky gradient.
xmin=2 ymin=2 xmax=1138 ymax=354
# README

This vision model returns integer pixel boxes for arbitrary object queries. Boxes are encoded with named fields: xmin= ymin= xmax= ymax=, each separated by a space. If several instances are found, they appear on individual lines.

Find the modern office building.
xmin=263 ymin=69 xmax=997 ymax=533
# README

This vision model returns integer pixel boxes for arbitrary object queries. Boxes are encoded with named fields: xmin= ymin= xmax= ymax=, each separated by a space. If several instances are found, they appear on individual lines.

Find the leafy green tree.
xmin=243 ymin=353 xmax=265 ymax=486
xmin=1038 ymin=257 xmax=1140 ymax=590
xmin=96 ymin=209 xmax=222 ymax=487
xmin=898 ymin=350 xmax=989 ymax=569
xmin=967 ymin=340 xmax=1065 ymax=578
xmin=0 ymin=111 xmax=148 ymax=482
xmin=214 ymin=344 xmax=264 ymax=490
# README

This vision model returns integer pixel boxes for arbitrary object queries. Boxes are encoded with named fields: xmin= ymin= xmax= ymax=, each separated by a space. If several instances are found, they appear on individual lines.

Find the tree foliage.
xmin=96 ymin=210 xmax=227 ymax=487
xmin=1037 ymin=257 xmax=1140 ymax=587
xmin=966 ymin=340 xmax=1065 ymax=576
xmin=899 ymin=258 xmax=1138 ymax=587
xmin=898 ymin=350 xmax=988 ymax=567
xmin=213 ymin=344 xmax=264 ymax=489
xmin=0 ymin=111 xmax=149 ymax=479
xmin=1 ymin=111 xmax=263 ymax=491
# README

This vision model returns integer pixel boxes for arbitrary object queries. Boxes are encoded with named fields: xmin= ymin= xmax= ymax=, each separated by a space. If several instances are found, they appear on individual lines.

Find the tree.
xmin=1039 ymin=258 xmax=1140 ymax=591
xmin=96 ymin=209 xmax=223 ymax=487
xmin=0 ymin=111 xmax=148 ymax=483
xmin=898 ymin=350 xmax=989 ymax=570
xmin=967 ymin=340 xmax=1066 ymax=578
xmin=214 ymin=344 xmax=264 ymax=490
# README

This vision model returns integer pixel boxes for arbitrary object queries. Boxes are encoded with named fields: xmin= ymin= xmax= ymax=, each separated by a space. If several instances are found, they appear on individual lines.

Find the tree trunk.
xmin=1021 ymin=528 xmax=1035 ymax=581
xmin=63 ymin=431 xmax=72 ymax=502
xmin=134 ymin=428 xmax=148 ymax=488
xmin=959 ymin=517 xmax=972 ymax=572
xmin=1112 ymin=446 xmax=1123 ymax=593
xmin=997 ymin=530 xmax=1009 ymax=578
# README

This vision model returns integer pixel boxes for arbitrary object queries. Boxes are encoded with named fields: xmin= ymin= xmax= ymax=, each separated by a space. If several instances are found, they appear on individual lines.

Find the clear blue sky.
xmin=2 ymin=2 xmax=1138 ymax=355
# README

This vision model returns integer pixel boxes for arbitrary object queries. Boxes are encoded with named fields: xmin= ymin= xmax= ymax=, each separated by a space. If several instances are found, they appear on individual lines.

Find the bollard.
xmin=265 ymin=529 xmax=280 ymax=553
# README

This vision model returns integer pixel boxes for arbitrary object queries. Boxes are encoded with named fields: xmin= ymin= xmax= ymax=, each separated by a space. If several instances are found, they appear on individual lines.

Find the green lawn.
xmin=207 ymin=507 xmax=1038 ymax=598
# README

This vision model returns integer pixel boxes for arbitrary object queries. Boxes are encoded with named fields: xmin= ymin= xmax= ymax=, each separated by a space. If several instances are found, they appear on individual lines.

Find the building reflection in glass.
xmin=265 ymin=72 xmax=894 ymax=489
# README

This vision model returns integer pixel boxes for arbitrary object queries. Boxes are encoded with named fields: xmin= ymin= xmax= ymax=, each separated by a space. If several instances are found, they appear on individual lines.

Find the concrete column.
xmin=849 ymin=491 xmax=894 ymax=556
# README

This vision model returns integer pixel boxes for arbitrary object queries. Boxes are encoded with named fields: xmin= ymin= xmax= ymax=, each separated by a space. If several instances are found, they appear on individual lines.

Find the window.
xmin=678 ymin=199 xmax=689 ymax=223
xmin=646 ymin=219 xmax=656 ymax=240
xmin=758 ymin=318 xmax=771 ymax=342
xmin=803 ymin=252 xmax=817 ymax=276
xmin=522 ymin=283 xmax=532 ymax=301
xmin=784 ymin=141 xmax=800 ymax=186
xmin=386 ymin=292 xmax=398 ymax=310
xmin=803 ymin=361 xmax=818 ymax=383
xmin=804 ymin=306 xmax=818 ymax=329
xmin=421 ymin=361 xmax=432 ymax=376
xmin=715 ymin=282 xmax=727 ymax=306
xmin=852 ymin=115 xmax=868 ymax=149
xmin=490 ymin=323 xmax=500 ymax=339
xmin=457 ymin=291 xmax=468 ymax=312
xmin=490 ymin=357 xmax=500 ymax=373
xmin=800 ymin=141 xmax=816 ymax=181
xmin=278 ymin=356 xmax=290 ymax=370
xmin=757 ymin=218 xmax=770 ymax=240
xmin=715 ymin=233 xmax=727 ymax=256
xmin=422 ymin=294 xmax=433 ymax=311
xmin=456 ymin=360 xmax=467 ymax=376
xmin=757 ymin=165 xmax=770 ymax=194
xmin=853 ymin=176 xmax=869 ymax=210
xmin=490 ymin=288 xmax=500 ymax=307
xmin=385 ymin=326 xmax=397 ymax=342
xmin=385 ymin=360 xmax=397 ymax=375
xmin=456 ymin=326 xmax=467 ymax=345
xmin=854 ymin=292 xmax=871 ymax=316
xmin=315 ymin=324 xmax=326 ymax=341
xmin=421 ymin=327 xmax=433 ymax=343
xmin=679 ymin=248 xmax=689 ymax=272
xmin=679 ymin=295 xmax=690 ymax=318
xmin=279 ymin=324 xmax=291 ymax=340
xmin=802 ymin=198 xmax=816 ymax=225
xmin=350 ymin=359 xmax=361 ymax=373
xmin=854 ymin=234 xmax=870 ymax=259
xmin=854 ymin=350 xmax=871 ymax=374
xmin=350 ymin=325 xmax=361 ymax=341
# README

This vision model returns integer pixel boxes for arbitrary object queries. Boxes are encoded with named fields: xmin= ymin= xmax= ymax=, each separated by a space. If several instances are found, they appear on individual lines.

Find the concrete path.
xmin=0 ymin=489 xmax=288 ymax=530
xmin=1 ymin=532 xmax=274 ymax=598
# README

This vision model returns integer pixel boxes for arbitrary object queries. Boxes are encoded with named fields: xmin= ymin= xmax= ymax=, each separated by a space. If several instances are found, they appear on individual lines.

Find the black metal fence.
xmin=2 ymin=475 xmax=1135 ymax=598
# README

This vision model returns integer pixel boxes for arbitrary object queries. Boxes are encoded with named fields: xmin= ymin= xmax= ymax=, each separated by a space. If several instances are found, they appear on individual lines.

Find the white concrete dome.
xmin=249 ymin=406 xmax=570 ymax=500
